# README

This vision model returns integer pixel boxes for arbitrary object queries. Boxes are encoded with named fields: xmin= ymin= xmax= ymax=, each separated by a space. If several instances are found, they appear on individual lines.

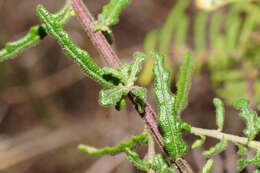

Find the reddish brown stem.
xmin=71 ymin=1 xmax=193 ymax=172
xmin=71 ymin=0 xmax=164 ymax=150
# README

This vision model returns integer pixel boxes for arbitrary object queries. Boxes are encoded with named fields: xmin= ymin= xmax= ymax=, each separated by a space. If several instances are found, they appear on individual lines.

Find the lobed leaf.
xmin=99 ymin=86 xmax=129 ymax=107
xmin=0 ymin=5 xmax=72 ymax=62
xmin=153 ymin=53 xmax=187 ymax=160
xmin=202 ymin=138 xmax=228 ymax=158
xmin=202 ymin=159 xmax=214 ymax=173
xmin=213 ymin=98 xmax=225 ymax=131
xmin=94 ymin=0 xmax=132 ymax=32
xmin=236 ymin=150 xmax=260 ymax=171
xmin=234 ymin=98 xmax=260 ymax=140
xmin=78 ymin=130 xmax=147 ymax=155
xmin=36 ymin=5 xmax=114 ymax=88
xmin=174 ymin=51 xmax=193 ymax=117
xmin=102 ymin=67 xmax=128 ymax=84
xmin=192 ymin=135 xmax=206 ymax=149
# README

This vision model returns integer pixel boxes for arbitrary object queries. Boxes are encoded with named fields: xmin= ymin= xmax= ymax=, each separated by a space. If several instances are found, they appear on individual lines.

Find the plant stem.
xmin=190 ymin=127 xmax=260 ymax=150
xmin=71 ymin=0 xmax=164 ymax=151
xmin=71 ymin=0 xmax=120 ymax=68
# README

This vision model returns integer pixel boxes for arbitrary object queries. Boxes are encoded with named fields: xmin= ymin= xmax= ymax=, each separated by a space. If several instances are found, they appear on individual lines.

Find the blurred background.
xmin=0 ymin=0 xmax=259 ymax=172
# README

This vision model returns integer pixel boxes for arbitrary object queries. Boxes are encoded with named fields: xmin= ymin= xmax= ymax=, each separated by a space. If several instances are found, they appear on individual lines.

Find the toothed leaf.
xmin=36 ymin=5 xmax=114 ymax=88
xmin=234 ymin=99 xmax=260 ymax=140
xmin=153 ymin=53 xmax=187 ymax=160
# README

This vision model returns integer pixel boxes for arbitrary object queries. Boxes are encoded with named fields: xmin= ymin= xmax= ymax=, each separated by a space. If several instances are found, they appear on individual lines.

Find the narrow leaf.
xmin=99 ymin=86 xmax=129 ymax=106
xmin=213 ymin=98 xmax=225 ymax=131
xmin=0 ymin=5 xmax=71 ymax=62
xmin=128 ymin=52 xmax=145 ymax=84
xmin=236 ymin=150 xmax=260 ymax=171
xmin=78 ymin=130 xmax=147 ymax=155
xmin=202 ymin=138 xmax=228 ymax=158
xmin=123 ymin=147 xmax=150 ymax=171
xmin=202 ymin=159 xmax=215 ymax=173
xmin=175 ymin=51 xmax=193 ymax=116
xmin=94 ymin=0 xmax=132 ymax=32
xmin=192 ymin=135 xmax=206 ymax=149
xmin=153 ymin=53 xmax=187 ymax=160
xmin=36 ymin=5 xmax=114 ymax=88
xmin=234 ymin=98 xmax=260 ymax=140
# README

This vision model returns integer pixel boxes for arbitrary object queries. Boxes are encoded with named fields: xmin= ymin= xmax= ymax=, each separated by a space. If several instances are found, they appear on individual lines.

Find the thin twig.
xmin=190 ymin=127 xmax=260 ymax=150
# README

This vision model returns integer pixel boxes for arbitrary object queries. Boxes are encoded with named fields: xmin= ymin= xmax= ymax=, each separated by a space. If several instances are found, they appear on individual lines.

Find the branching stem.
xmin=190 ymin=127 xmax=260 ymax=150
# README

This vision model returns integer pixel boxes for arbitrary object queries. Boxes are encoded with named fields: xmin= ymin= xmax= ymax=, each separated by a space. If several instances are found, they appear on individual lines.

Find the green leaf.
xmin=94 ymin=0 xmax=132 ymax=32
xmin=236 ymin=143 xmax=248 ymax=156
xmin=99 ymin=86 xmax=129 ymax=107
xmin=115 ymin=97 xmax=126 ymax=111
xmin=153 ymin=154 xmax=176 ymax=173
xmin=78 ymin=130 xmax=147 ymax=155
xmin=36 ymin=5 xmax=114 ymax=89
xmin=0 ymin=5 xmax=72 ymax=62
xmin=253 ymin=168 xmax=260 ymax=173
xmin=192 ymin=135 xmax=206 ymax=149
xmin=102 ymin=67 xmax=128 ymax=84
xmin=175 ymin=51 xmax=193 ymax=117
xmin=236 ymin=150 xmax=260 ymax=171
xmin=202 ymin=159 xmax=214 ymax=173
xmin=213 ymin=98 xmax=225 ymax=131
xmin=234 ymin=98 xmax=260 ymax=140
xmin=202 ymin=138 xmax=228 ymax=158
xmin=153 ymin=53 xmax=187 ymax=160
xmin=130 ymin=86 xmax=147 ymax=101
xmin=123 ymin=147 xmax=150 ymax=171
xmin=128 ymin=52 xmax=145 ymax=84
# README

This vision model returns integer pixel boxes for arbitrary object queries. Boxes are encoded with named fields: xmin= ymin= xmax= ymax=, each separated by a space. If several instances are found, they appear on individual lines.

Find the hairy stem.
xmin=190 ymin=127 xmax=260 ymax=150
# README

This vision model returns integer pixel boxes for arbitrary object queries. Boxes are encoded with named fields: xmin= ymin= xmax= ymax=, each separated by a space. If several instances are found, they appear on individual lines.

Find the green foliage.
xmin=99 ymin=53 xmax=146 ymax=110
xmin=124 ymin=147 xmax=150 ymax=171
xmin=78 ymin=130 xmax=147 ymax=155
xmin=202 ymin=159 xmax=214 ymax=173
xmin=94 ymin=0 xmax=132 ymax=33
xmin=213 ymin=98 xmax=225 ymax=131
xmin=153 ymin=155 xmax=176 ymax=173
xmin=0 ymin=5 xmax=72 ymax=62
xmin=236 ymin=150 xmax=260 ymax=171
xmin=236 ymin=143 xmax=248 ymax=156
xmin=36 ymin=5 xmax=115 ymax=88
xmin=175 ymin=51 xmax=193 ymax=116
xmin=192 ymin=135 xmax=206 ymax=149
xmin=153 ymin=53 xmax=189 ymax=160
xmin=99 ymin=86 xmax=129 ymax=107
xmin=234 ymin=98 xmax=260 ymax=140
xmin=202 ymin=138 xmax=228 ymax=158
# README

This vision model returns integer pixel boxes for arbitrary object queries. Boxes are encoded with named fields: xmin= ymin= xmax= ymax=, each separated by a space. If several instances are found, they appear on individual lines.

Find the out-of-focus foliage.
xmin=139 ymin=0 xmax=260 ymax=106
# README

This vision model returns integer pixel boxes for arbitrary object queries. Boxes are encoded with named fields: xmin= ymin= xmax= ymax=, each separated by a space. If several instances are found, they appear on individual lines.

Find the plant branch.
xmin=71 ymin=0 xmax=164 ymax=151
xmin=190 ymin=127 xmax=260 ymax=150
